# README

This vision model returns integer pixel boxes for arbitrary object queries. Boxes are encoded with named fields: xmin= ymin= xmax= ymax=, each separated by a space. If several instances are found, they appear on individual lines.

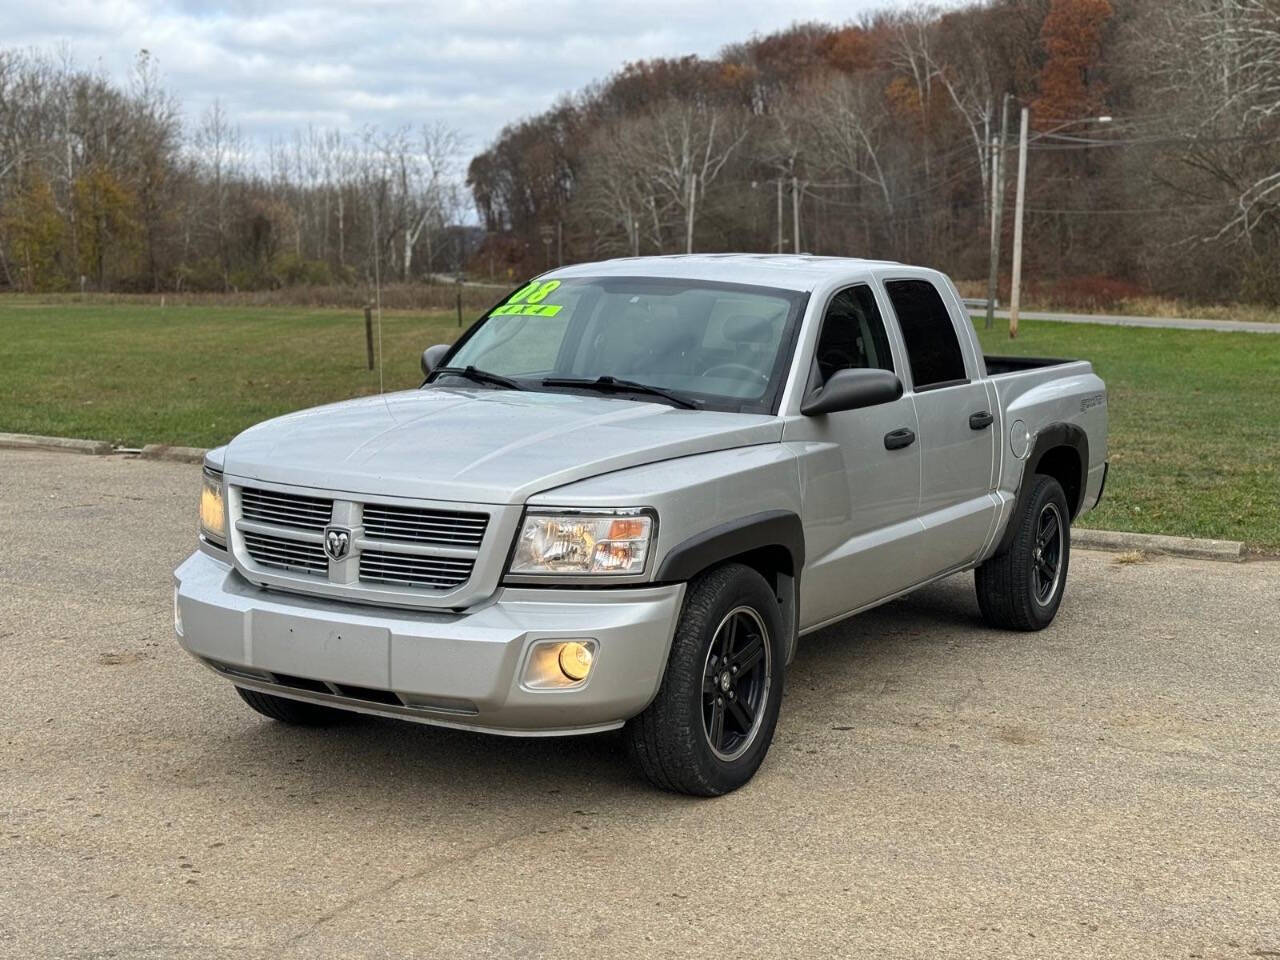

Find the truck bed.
xmin=984 ymin=354 xmax=1078 ymax=376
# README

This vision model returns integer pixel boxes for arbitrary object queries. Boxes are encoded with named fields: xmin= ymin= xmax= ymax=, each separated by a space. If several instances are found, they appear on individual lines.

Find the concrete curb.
xmin=0 ymin=432 xmax=113 ymax=455
xmin=139 ymin=444 xmax=209 ymax=464
xmin=1073 ymin=528 xmax=1246 ymax=562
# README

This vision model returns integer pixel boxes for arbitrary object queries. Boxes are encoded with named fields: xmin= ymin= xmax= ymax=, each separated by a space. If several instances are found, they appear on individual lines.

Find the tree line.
xmin=0 ymin=49 xmax=466 ymax=293
xmin=2 ymin=0 xmax=1278 ymax=305
xmin=468 ymin=0 xmax=1280 ymax=305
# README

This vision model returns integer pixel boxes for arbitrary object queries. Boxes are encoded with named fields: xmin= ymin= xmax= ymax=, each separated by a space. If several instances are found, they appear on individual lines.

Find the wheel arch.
xmin=655 ymin=510 xmax=804 ymax=664
xmin=994 ymin=423 xmax=1089 ymax=556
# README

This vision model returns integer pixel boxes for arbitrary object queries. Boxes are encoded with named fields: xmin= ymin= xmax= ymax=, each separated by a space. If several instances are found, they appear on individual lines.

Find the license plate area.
xmin=249 ymin=610 xmax=391 ymax=689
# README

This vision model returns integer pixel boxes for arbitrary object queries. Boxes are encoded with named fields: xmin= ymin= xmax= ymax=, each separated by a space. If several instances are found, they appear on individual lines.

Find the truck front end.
xmin=175 ymin=458 xmax=685 ymax=735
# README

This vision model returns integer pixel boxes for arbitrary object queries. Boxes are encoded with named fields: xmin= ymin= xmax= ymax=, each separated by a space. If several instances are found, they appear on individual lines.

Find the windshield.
xmin=438 ymin=276 xmax=807 ymax=413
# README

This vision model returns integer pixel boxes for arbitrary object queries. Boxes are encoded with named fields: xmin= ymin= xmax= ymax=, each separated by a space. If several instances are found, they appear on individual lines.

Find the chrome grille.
xmin=241 ymin=487 xmax=333 ymax=531
xmin=242 ymin=532 xmax=328 ymax=576
xmin=231 ymin=483 xmax=493 ymax=605
xmin=362 ymin=504 xmax=488 ymax=547
xmin=359 ymin=550 xmax=474 ymax=589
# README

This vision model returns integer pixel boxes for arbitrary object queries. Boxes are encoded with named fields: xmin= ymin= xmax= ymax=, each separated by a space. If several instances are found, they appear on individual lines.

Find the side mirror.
xmin=421 ymin=344 xmax=451 ymax=377
xmin=801 ymin=368 xmax=903 ymax=416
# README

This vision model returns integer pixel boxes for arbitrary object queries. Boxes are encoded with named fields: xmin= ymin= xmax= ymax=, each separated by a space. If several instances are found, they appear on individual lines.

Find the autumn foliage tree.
xmin=1033 ymin=0 xmax=1114 ymax=125
xmin=2 ymin=173 xmax=65 ymax=292
xmin=73 ymin=166 xmax=140 ymax=288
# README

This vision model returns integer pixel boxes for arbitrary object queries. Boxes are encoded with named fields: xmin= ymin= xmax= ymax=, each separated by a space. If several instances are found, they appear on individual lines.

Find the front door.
xmin=787 ymin=284 xmax=925 ymax=629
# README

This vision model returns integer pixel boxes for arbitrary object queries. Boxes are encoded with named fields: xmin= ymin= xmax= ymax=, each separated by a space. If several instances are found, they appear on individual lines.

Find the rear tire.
xmin=626 ymin=563 xmax=786 ymax=796
xmin=975 ymin=474 xmax=1071 ymax=631
xmin=235 ymin=686 xmax=348 ymax=726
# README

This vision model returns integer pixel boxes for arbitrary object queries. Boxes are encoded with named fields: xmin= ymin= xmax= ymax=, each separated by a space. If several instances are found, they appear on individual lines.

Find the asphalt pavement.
xmin=2 ymin=449 xmax=1278 ymax=960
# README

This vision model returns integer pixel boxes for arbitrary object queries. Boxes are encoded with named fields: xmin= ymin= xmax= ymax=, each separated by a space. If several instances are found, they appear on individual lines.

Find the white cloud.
xmin=3 ymin=0 xmax=897 ymax=151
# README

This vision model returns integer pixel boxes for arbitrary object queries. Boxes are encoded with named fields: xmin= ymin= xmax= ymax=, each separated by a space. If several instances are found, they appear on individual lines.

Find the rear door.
xmin=787 ymin=284 xmax=925 ymax=627
xmin=882 ymin=277 xmax=998 ymax=575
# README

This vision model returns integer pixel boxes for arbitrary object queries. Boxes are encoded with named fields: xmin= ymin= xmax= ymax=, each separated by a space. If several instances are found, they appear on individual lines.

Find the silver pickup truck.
xmin=174 ymin=255 xmax=1108 ymax=795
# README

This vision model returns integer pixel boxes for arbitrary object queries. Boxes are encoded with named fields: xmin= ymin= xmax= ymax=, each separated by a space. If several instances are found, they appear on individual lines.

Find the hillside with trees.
xmin=2 ymin=0 xmax=1278 ymax=306
xmin=469 ymin=0 xmax=1280 ymax=306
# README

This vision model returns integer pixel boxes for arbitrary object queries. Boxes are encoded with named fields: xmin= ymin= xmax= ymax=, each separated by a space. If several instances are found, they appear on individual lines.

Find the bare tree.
xmin=194 ymin=100 xmax=241 ymax=289
xmin=577 ymin=117 xmax=654 ymax=255
xmin=401 ymin=122 xmax=463 ymax=280
xmin=630 ymin=102 xmax=747 ymax=251
xmin=1141 ymin=0 xmax=1280 ymax=246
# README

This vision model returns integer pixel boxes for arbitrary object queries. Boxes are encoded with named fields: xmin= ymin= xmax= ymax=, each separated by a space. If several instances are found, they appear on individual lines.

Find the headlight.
xmin=508 ymin=510 xmax=654 ymax=578
xmin=199 ymin=465 xmax=227 ymax=547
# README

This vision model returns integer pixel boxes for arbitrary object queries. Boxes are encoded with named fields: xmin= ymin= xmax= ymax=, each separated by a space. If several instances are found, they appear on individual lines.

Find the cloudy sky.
xmin=1 ymin=0 xmax=894 ymax=153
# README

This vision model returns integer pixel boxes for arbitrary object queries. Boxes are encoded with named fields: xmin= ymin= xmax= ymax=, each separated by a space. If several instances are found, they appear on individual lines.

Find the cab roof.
xmin=547 ymin=254 xmax=907 ymax=293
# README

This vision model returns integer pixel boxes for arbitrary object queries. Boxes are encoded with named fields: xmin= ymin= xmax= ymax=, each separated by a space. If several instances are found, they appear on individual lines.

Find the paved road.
xmin=967 ymin=307 xmax=1280 ymax=334
xmin=3 ymin=449 xmax=1278 ymax=960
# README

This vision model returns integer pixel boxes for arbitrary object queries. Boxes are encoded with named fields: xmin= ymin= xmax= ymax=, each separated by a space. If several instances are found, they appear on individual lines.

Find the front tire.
xmin=235 ymin=686 xmax=348 ymax=726
xmin=626 ymin=563 xmax=786 ymax=796
xmin=975 ymin=473 xmax=1071 ymax=631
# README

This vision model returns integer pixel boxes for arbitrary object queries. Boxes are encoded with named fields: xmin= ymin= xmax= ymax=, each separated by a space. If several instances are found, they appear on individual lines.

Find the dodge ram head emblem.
xmin=324 ymin=526 xmax=351 ymax=561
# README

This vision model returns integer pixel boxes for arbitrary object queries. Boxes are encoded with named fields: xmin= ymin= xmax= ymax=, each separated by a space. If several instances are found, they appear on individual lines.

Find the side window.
xmin=884 ymin=279 xmax=968 ymax=390
xmin=813 ymin=285 xmax=895 ymax=384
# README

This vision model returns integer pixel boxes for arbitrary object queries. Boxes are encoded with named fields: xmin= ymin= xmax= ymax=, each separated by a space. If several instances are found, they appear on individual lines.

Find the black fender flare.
xmin=655 ymin=509 xmax=805 ymax=664
xmin=654 ymin=510 xmax=805 ymax=583
xmin=994 ymin=422 xmax=1090 ymax=555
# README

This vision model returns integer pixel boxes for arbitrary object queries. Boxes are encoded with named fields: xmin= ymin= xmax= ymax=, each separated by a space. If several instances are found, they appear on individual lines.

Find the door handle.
xmin=883 ymin=427 xmax=916 ymax=450
xmin=969 ymin=410 xmax=994 ymax=430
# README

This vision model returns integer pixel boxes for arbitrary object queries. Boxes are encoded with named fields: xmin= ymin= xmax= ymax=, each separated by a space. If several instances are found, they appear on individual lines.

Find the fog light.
xmin=558 ymin=641 xmax=593 ymax=681
xmin=521 ymin=639 xmax=598 ymax=689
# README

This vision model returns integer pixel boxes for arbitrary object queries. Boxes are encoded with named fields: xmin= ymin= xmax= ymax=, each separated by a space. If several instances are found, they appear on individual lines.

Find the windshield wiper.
xmin=540 ymin=375 xmax=698 ymax=409
xmin=432 ymin=365 xmax=524 ymax=391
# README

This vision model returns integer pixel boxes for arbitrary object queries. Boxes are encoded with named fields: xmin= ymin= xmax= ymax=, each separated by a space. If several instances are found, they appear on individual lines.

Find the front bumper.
xmin=174 ymin=551 xmax=685 ymax=736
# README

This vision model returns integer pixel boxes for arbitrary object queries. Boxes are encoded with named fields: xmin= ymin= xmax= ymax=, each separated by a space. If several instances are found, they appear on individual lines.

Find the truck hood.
xmin=222 ymin=387 xmax=782 ymax=503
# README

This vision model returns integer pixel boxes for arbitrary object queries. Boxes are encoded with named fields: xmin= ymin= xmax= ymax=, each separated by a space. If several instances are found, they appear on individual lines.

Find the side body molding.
xmin=994 ymin=422 xmax=1090 ymax=555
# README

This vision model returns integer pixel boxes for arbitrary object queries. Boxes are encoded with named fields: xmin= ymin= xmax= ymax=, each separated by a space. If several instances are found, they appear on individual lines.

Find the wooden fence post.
xmin=364 ymin=303 xmax=375 ymax=370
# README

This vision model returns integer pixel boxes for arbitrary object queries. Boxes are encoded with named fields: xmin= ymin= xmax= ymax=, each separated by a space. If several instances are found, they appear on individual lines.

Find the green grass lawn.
xmin=973 ymin=320 xmax=1279 ymax=553
xmin=0 ymin=300 xmax=462 ymax=449
xmin=1 ymin=299 xmax=1277 ymax=551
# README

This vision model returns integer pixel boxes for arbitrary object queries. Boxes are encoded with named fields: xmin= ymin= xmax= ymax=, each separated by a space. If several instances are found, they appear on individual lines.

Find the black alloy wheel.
xmin=702 ymin=605 xmax=772 ymax=761
xmin=1031 ymin=501 xmax=1065 ymax=606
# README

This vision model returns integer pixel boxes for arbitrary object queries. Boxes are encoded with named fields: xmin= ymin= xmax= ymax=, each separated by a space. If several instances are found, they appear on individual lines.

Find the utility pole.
xmin=686 ymin=173 xmax=697 ymax=254
xmin=985 ymin=139 xmax=1000 ymax=328
xmin=791 ymin=176 xmax=801 ymax=254
xmin=985 ymin=93 xmax=1010 ymax=330
xmin=1008 ymin=105 xmax=1029 ymax=340
xmin=776 ymin=179 xmax=784 ymax=253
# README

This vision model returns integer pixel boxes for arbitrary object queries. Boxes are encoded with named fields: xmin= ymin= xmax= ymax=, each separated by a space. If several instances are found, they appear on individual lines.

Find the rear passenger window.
xmin=813 ymin=285 xmax=894 ymax=385
xmin=885 ymin=279 xmax=967 ymax=390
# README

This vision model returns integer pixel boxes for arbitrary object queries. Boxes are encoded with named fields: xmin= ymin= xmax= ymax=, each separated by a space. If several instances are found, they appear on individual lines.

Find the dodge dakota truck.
xmin=174 ymin=254 xmax=1108 ymax=795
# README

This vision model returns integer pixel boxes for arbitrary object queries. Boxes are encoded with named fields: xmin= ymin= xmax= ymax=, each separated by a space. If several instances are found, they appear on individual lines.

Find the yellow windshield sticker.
xmin=493 ymin=279 xmax=563 ymax=316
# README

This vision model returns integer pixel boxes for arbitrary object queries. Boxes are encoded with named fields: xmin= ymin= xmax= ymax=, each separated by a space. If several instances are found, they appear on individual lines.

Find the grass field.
xmin=2 ymin=298 xmax=1277 ymax=551
xmin=0 ymin=300 xmax=456 ymax=448
xmin=973 ymin=321 xmax=1279 ymax=553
